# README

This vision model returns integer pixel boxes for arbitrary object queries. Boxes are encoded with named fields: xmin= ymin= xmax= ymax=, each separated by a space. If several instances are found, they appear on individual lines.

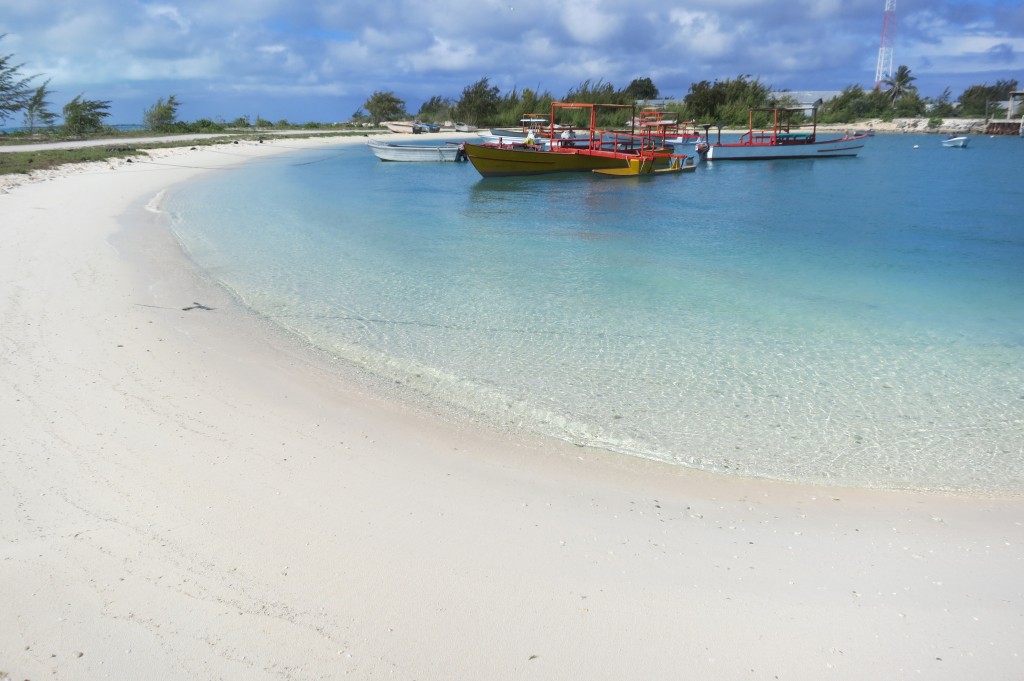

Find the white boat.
xmin=474 ymin=132 xmax=552 ymax=150
xmin=367 ymin=138 xmax=466 ymax=162
xmin=454 ymin=122 xmax=478 ymax=132
xmin=697 ymin=106 xmax=869 ymax=160
xmin=477 ymin=113 xmax=550 ymax=143
xmin=413 ymin=121 xmax=440 ymax=133
xmin=942 ymin=136 xmax=969 ymax=148
xmin=384 ymin=121 xmax=420 ymax=134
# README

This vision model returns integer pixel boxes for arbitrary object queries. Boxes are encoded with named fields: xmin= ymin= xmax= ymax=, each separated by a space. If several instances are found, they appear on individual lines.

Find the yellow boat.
xmin=463 ymin=101 xmax=692 ymax=178
xmin=462 ymin=142 xmax=633 ymax=177
xmin=592 ymin=156 xmax=697 ymax=177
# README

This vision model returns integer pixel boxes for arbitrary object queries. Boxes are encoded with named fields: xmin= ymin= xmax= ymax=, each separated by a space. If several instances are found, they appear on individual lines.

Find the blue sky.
xmin=2 ymin=0 xmax=1022 ymax=124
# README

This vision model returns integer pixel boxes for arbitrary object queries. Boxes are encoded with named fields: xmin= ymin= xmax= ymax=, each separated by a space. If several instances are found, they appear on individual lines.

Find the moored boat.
xmin=697 ymin=105 xmax=869 ymax=160
xmin=463 ymin=102 xmax=691 ymax=177
xmin=592 ymin=156 xmax=696 ymax=177
xmin=635 ymin=108 xmax=702 ymax=147
xmin=367 ymin=139 xmax=467 ymax=162
xmin=384 ymin=121 xmax=420 ymax=134
xmin=942 ymin=135 xmax=969 ymax=148
xmin=462 ymin=142 xmax=630 ymax=176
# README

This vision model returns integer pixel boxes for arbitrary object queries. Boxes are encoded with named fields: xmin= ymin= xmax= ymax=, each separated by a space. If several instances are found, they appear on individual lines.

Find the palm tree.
xmin=883 ymin=65 xmax=917 ymax=105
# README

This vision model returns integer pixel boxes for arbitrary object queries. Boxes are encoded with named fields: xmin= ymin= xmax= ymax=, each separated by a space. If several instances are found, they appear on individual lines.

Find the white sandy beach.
xmin=1 ymin=134 xmax=1021 ymax=680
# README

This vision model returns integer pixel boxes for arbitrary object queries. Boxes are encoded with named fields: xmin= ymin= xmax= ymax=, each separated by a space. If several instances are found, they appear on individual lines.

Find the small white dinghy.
xmin=942 ymin=136 xmax=969 ymax=148
xmin=367 ymin=139 xmax=467 ymax=162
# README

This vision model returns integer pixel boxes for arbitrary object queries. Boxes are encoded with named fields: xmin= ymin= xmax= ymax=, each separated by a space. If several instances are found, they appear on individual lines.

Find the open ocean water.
xmin=164 ymin=133 xmax=1024 ymax=496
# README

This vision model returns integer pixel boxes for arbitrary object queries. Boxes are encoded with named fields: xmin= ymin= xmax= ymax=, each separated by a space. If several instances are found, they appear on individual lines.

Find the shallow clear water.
xmin=165 ymin=135 xmax=1024 ymax=495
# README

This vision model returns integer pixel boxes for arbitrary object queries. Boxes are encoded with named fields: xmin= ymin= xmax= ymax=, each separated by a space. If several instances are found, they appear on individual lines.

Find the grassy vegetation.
xmin=0 ymin=129 xmax=376 ymax=176
xmin=0 ymin=145 xmax=143 ymax=175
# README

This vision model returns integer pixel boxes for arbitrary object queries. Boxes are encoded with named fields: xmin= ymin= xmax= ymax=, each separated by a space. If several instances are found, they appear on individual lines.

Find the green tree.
xmin=564 ymin=79 xmax=620 ymax=105
xmin=417 ymin=95 xmax=452 ymax=123
xmin=62 ymin=94 xmax=111 ymax=136
xmin=882 ymin=65 xmax=917 ymax=105
xmin=927 ymin=87 xmax=956 ymax=118
xmin=23 ymin=79 xmax=57 ymax=132
xmin=818 ymin=85 xmax=890 ymax=123
xmin=684 ymin=75 xmax=772 ymax=125
xmin=496 ymin=86 xmax=553 ymax=127
xmin=143 ymin=94 xmax=180 ymax=131
xmin=892 ymin=90 xmax=926 ymax=117
xmin=683 ymin=80 xmax=723 ymax=120
xmin=1 ymin=34 xmax=37 ymax=125
xmin=184 ymin=118 xmax=223 ymax=133
xmin=622 ymin=77 xmax=659 ymax=101
xmin=349 ymin=109 xmax=369 ymax=125
xmin=958 ymin=79 xmax=1018 ymax=117
xmin=363 ymin=90 xmax=406 ymax=125
xmin=455 ymin=77 xmax=500 ymax=126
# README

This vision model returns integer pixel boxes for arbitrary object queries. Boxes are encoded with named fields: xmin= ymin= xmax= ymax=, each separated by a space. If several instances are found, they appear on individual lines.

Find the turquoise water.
xmin=164 ymin=135 xmax=1024 ymax=495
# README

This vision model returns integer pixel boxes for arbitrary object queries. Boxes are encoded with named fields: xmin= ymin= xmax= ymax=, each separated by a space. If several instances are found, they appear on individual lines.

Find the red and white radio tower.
xmin=874 ymin=0 xmax=896 ymax=88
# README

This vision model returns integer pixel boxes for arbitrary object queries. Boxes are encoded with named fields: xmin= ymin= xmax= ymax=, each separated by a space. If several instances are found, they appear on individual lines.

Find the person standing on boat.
xmin=560 ymin=127 xmax=576 ymax=148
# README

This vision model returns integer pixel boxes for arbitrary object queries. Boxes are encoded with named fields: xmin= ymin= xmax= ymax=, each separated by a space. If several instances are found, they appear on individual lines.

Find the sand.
xmin=1 ymin=134 xmax=1021 ymax=681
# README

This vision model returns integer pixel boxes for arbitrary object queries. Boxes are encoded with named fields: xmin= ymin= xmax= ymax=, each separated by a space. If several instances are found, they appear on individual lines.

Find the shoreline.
xmin=2 ymin=134 xmax=1022 ymax=679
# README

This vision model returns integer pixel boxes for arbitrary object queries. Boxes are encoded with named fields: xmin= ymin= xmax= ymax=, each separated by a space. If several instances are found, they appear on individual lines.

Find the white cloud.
xmin=2 ymin=0 xmax=1020 ymax=122
xmin=803 ymin=0 xmax=843 ymax=20
xmin=409 ymin=37 xmax=479 ymax=71
xmin=905 ymin=34 xmax=1024 ymax=73
xmin=144 ymin=4 xmax=191 ymax=32
xmin=560 ymin=0 xmax=623 ymax=45
xmin=666 ymin=10 xmax=735 ymax=58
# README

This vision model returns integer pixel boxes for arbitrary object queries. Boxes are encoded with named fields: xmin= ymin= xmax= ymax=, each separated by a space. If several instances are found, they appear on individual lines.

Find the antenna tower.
xmin=874 ymin=0 xmax=896 ymax=88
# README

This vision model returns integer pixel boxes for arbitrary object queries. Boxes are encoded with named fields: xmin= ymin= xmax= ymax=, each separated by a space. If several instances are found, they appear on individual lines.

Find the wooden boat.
xmin=384 ymin=121 xmax=420 ymax=134
xmin=942 ymin=135 xmax=969 ymax=148
xmin=463 ymin=102 xmax=691 ymax=178
xmin=697 ymin=105 xmax=870 ymax=160
xmin=367 ymin=139 xmax=467 ymax=162
xmin=413 ymin=121 xmax=441 ymax=133
xmin=463 ymin=142 xmax=629 ymax=176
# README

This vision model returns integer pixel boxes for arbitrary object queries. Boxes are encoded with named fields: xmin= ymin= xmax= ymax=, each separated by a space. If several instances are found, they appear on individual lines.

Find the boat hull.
xmin=384 ymin=121 xmax=420 ymax=134
xmin=462 ymin=143 xmax=631 ymax=177
xmin=942 ymin=136 xmax=969 ymax=148
xmin=592 ymin=156 xmax=696 ymax=177
xmin=367 ymin=140 xmax=465 ymax=162
xmin=701 ymin=135 xmax=868 ymax=160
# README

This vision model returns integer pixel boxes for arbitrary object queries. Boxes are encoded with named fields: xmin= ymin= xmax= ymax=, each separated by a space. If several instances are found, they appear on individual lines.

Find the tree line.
xmin=364 ymin=70 xmax=1019 ymax=129
xmin=359 ymin=76 xmax=660 ymax=127
xmin=818 ymin=67 xmax=1018 ymax=125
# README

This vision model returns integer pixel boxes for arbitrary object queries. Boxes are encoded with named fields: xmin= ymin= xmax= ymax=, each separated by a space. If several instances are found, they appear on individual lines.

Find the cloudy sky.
xmin=2 ymin=0 xmax=1022 ymax=124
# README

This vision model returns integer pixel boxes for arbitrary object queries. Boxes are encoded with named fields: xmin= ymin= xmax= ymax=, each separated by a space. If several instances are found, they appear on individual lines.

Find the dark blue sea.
xmin=164 ymin=134 xmax=1024 ymax=495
